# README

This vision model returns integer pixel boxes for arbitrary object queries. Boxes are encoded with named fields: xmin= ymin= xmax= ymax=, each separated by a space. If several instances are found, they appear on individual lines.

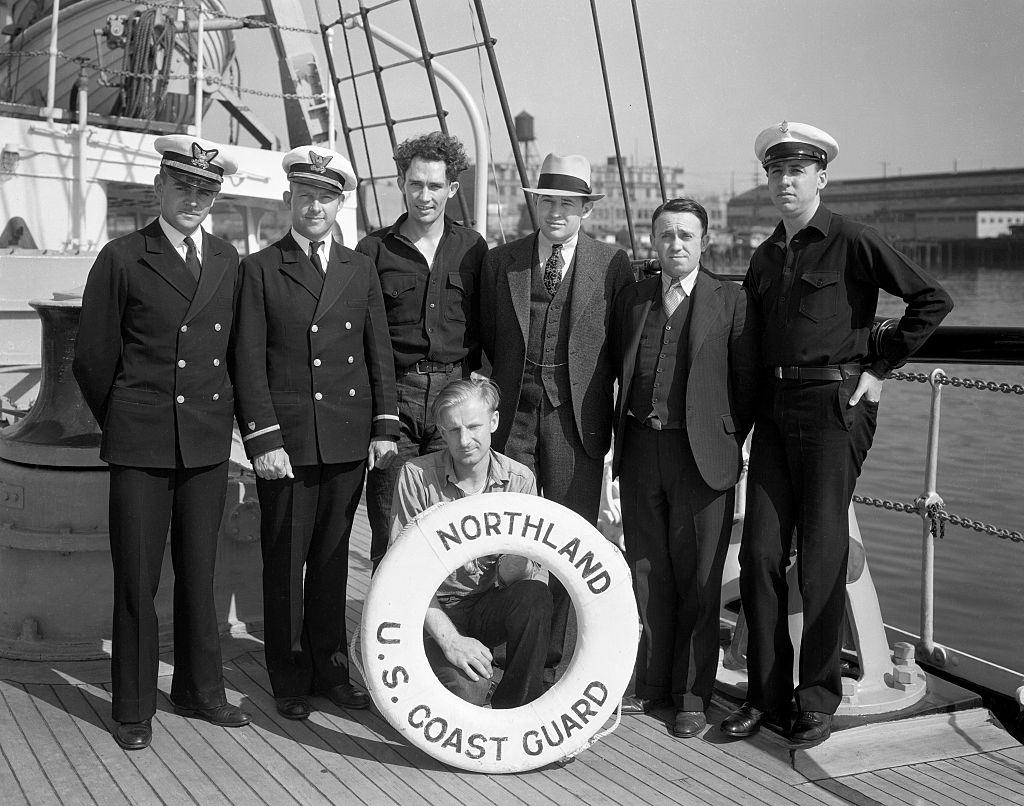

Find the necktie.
xmin=183 ymin=235 xmax=201 ymax=281
xmin=543 ymin=243 xmax=564 ymax=296
xmin=664 ymin=282 xmax=685 ymax=316
xmin=309 ymin=241 xmax=325 ymax=275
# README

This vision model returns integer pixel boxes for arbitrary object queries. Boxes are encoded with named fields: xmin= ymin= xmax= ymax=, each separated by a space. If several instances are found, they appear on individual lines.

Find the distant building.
xmin=486 ymin=155 xmax=731 ymax=255
xmin=728 ymin=167 xmax=1024 ymax=243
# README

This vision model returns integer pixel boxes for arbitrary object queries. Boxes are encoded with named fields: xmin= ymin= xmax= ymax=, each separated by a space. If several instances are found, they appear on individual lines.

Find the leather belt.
xmin=772 ymin=363 xmax=862 ymax=381
xmin=404 ymin=359 xmax=462 ymax=375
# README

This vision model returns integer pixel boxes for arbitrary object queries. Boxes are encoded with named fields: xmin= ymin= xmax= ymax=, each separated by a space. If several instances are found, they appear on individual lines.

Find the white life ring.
xmin=360 ymin=492 xmax=639 ymax=774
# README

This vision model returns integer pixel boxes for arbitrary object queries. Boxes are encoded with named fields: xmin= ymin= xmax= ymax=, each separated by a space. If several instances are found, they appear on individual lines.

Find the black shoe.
xmin=320 ymin=683 xmax=370 ymax=710
xmin=672 ymin=710 xmax=707 ymax=738
xmin=275 ymin=696 xmax=311 ymax=720
xmin=720 ymin=702 xmax=765 ymax=738
xmin=789 ymin=711 xmax=832 ymax=745
xmin=173 ymin=702 xmax=251 ymax=728
xmin=619 ymin=695 xmax=667 ymax=715
xmin=113 ymin=719 xmax=152 ymax=750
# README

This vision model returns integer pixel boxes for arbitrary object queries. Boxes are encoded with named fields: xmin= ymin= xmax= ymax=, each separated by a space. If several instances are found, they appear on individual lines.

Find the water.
xmin=859 ymin=266 xmax=1024 ymax=674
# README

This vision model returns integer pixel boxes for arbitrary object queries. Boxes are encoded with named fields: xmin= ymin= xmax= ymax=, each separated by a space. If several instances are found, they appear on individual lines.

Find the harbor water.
xmin=859 ymin=265 xmax=1023 ymax=674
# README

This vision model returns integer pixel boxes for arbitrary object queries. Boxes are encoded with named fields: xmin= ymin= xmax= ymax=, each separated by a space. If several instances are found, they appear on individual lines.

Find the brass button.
xmin=348 ymin=389 xmax=356 ymax=397
xmin=176 ymin=395 xmax=185 ymax=403
xmin=314 ymin=392 xmax=323 ymax=401
xmin=313 ymin=358 xmax=322 ymax=367
xmin=212 ymin=358 xmax=220 ymax=367
xmin=177 ymin=359 xmax=186 ymax=368
xmin=311 ymin=324 xmax=319 ymax=333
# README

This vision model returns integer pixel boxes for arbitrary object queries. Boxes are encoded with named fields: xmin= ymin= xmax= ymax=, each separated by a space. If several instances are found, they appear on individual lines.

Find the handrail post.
xmin=44 ymin=0 xmax=61 ymax=123
xmin=918 ymin=367 xmax=946 ymax=664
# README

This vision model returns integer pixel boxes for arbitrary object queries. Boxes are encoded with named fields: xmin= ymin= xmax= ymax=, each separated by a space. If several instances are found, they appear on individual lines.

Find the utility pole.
xmin=879 ymin=160 xmax=889 ymax=179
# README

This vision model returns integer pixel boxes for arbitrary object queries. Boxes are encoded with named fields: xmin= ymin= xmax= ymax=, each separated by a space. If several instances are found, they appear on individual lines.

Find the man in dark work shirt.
xmin=356 ymin=132 xmax=487 ymax=570
xmin=720 ymin=121 xmax=953 ymax=746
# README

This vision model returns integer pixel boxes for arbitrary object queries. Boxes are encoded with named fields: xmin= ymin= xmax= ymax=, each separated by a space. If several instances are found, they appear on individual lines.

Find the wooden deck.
xmin=2 ymin=505 xmax=1022 ymax=806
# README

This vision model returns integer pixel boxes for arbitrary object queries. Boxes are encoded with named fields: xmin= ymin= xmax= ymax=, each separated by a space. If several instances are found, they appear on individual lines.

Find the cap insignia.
xmin=191 ymin=143 xmax=219 ymax=170
xmin=248 ymin=421 xmax=256 ymax=431
xmin=779 ymin=120 xmax=789 ymax=133
xmin=309 ymin=151 xmax=333 ymax=174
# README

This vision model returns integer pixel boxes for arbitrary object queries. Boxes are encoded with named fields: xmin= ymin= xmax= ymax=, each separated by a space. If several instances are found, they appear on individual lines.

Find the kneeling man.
xmin=389 ymin=378 xmax=552 ymax=708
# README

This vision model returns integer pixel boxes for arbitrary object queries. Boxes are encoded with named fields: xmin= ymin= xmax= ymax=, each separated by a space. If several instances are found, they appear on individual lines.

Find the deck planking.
xmin=1 ymin=502 xmax=1021 ymax=805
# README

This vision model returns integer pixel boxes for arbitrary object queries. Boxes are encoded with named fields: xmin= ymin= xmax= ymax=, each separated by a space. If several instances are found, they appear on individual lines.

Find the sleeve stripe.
xmin=242 ymin=424 xmax=281 ymax=442
xmin=373 ymin=414 xmax=400 ymax=422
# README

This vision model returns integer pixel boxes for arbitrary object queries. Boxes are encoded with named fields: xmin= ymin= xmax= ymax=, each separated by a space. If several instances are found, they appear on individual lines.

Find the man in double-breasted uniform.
xmin=74 ymin=135 xmax=250 ymax=750
xmin=232 ymin=146 xmax=398 ymax=720
xmin=610 ymin=198 xmax=759 ymax=738
xmin=480 ymin=153 xmax=634 ymax=679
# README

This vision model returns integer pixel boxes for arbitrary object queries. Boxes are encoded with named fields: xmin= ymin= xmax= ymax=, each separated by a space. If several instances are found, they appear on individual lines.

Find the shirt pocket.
xmin=798 ymin=271 xmax=839 ymax=323
xmin=444 ymin=271 xmax=474 ymax=322
xmin=380 ymin=272 xmax=419 ymax=324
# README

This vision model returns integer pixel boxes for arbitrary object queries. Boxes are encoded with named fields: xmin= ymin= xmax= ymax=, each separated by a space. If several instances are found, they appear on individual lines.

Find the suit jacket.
xmin=610 ymin=269 xmax=760 ymax=490
xmin=480 ymin=231 xmax=634 ymax=460
xmin=73 ymin=219 xmax=239 ymax=468
xmin=232 ymin=233 xmax=398 ymax=466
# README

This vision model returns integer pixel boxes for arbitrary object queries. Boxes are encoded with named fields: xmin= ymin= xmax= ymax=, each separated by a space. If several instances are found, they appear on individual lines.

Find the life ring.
xmin=360 ymin=492 xmax=639 ymax=773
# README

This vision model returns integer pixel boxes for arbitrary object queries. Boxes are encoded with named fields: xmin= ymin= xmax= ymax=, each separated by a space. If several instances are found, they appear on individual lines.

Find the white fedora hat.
xmin=523 ymin=153 xmax=604 ymax=201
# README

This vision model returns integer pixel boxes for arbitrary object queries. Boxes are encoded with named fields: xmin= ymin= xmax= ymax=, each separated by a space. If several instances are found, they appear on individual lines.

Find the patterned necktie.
xmin=543 ymin=243 xmax=564 ymax=296
xmin=182 ymin=235 xmax=201 ymax=281
xmin=664 ymin=281 xmax=685 ymax=316
xmin=309 ymin=241 xmax=325 ymax=275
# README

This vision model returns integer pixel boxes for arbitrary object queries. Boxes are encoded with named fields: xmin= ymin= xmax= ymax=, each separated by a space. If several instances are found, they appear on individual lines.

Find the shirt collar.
xmin=442 ymin=449 xmax=511 ymax=491
xmin=389 ymin=212 xmax=454 ymax=245
xmin=770 ymin=203 xmax=832 ymax=249
xmin=159 ymin=217 xmax=200 ymax=252
xmin=661 ymin=267 xmax=699 ymax=297
xmin=538 ymin=229 xmax=579 ymax=260
xmin=290 ymin=227 xmax=330 ymax=256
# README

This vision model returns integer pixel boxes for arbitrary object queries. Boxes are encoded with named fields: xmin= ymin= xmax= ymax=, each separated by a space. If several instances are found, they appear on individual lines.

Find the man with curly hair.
xmin=357 ymin=132 xmax=488 ymax=570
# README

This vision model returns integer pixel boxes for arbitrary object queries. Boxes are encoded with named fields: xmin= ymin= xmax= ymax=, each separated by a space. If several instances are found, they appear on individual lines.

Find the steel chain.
xmin=888 ymin=369 xmax=1024 ymax=395
xmin=111 ymin=0 xmax=321 ymax=34
xmin=0 ymin=50 xmax=325 ymax=102
xmin=853 ymin=494 xmax=1022 ymax=543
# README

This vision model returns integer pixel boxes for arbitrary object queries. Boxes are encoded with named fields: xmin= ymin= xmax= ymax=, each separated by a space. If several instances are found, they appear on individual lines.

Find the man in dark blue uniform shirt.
xmin=721 ymin=122 xmax=953 ymax=745
xmin=74 ymin=135 xmax=250 ymax=750
xmin=233 ymin=146 xmax=398 ymax=721
xmin=356 ymin=132 xmax=487 ymax=571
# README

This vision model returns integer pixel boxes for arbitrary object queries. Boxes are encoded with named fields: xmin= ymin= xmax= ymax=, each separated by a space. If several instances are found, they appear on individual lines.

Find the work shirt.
xmin=356 ymin=214 xmax=487 ymax=371
xmin=744 ymin=204 xmax=953 ymax=376
xmin=389 ymin=448 xmax=537 ymax=608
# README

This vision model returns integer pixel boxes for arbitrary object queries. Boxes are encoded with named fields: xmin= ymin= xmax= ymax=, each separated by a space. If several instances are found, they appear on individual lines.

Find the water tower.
xmin=515 ymin=110 xmax=538 ymax=172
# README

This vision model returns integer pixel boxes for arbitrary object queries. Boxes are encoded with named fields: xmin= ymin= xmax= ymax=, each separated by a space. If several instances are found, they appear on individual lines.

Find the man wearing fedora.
xmin=232 ymin=145 xmax=398 ymax=721
xmin=721 ymin=122 xmax=952 ymax=745
xmin=480 ymin=153 xmax=634 ymax=679
xmin=74 ymin=135 xmax=250 ymax=750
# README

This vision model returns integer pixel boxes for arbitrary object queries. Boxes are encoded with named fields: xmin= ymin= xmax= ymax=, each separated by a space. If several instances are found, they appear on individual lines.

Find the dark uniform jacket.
xmin=610 ymin=269 xmax=760 ymax=490
xmin=480 ymin=231 xmax=634 ymax=460
xmin=73 ymin=219 xmax=238 ymax=468
xmin=232 ymin=233 xmax=399 ymax=465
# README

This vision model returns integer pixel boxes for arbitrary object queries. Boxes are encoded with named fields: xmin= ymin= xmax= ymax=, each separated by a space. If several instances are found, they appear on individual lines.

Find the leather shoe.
xmin=672 ymin=710 xmax=707 ymax=738
xmin=275 ymin=696 xmax=311 ymax=720
xmin=173 ymin=702 xmax=251 ymax=728
xmin=789 ymin=711 xmax=832 ymax=745
xmin=619 ymin=695 xmax=666 ymax=714
xmin=113 ymin=719 xmax=151 ymax=750
xmin=320 ymin=683 xmax=370 ymax=710
xmin=720 ymin=702 xmax=765 ymax=738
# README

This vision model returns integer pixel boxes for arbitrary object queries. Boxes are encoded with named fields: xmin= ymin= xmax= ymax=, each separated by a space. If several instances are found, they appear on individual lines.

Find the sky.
xmin=208 ymin=0 xmax=1024 ymax=198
